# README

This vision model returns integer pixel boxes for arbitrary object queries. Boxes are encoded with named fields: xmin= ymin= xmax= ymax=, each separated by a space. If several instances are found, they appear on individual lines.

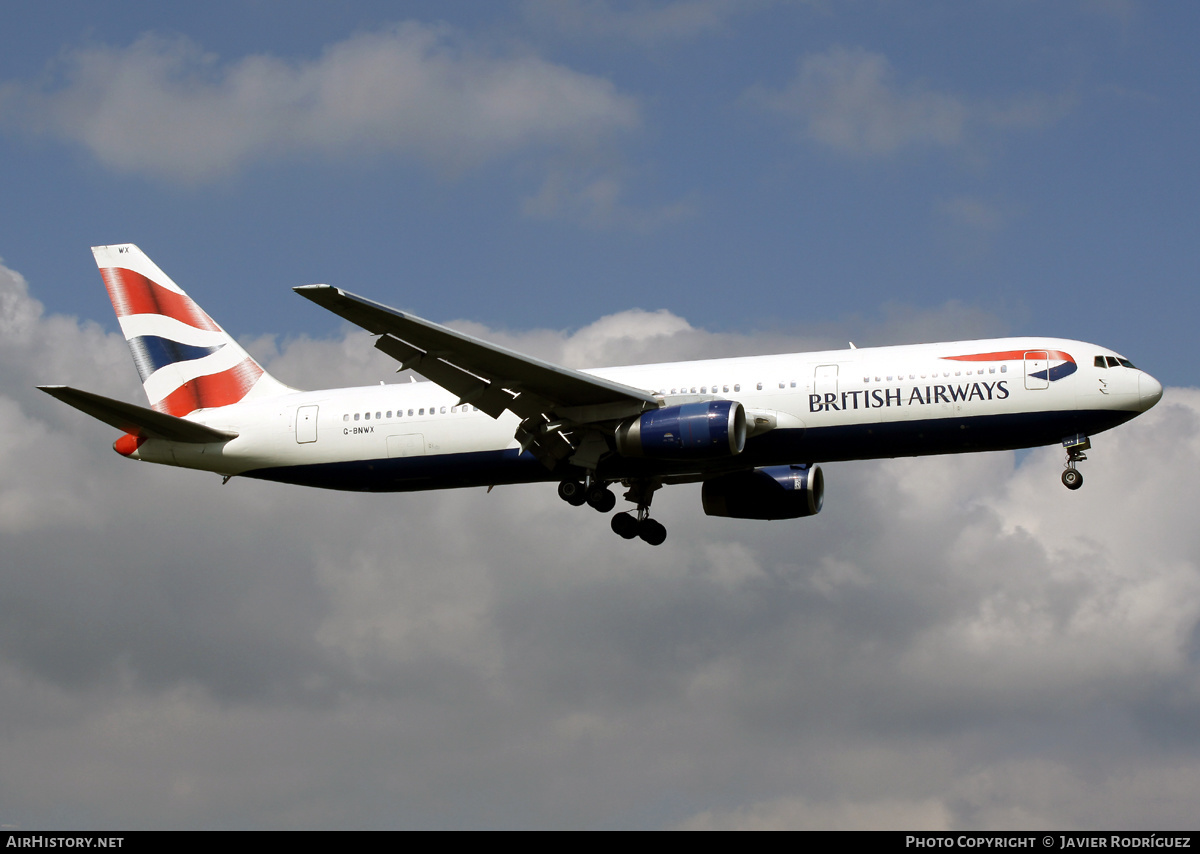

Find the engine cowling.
xmin=615 ymin=400 xmax=746 ymax=459
xmin=701 ymin=465 xmax=824 ymax=519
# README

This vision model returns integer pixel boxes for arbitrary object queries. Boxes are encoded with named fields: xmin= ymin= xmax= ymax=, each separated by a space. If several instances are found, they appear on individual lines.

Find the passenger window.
xmin=756 ymin=382 xmax=762 ymax=390
xmin=354 ymin=413 xmax=360 ymax=421
xmin=376 ymin=412 xmax=381 ymax=420
xmin=419 ymin=408 xmax=425 ymax=416
xmin=343 ymin=414 xmax=349 ymax=422
xmin=734 ymin=384 xmax=741 ymax=392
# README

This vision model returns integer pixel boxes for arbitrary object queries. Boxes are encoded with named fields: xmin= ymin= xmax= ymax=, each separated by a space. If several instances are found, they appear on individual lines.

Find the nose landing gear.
xmin=1061 ymin=434 xmax=1090 ymax=490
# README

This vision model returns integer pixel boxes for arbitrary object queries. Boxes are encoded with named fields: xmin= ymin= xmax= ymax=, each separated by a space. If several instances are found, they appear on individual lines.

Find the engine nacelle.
xmin=615 ymin=400 xmax=746 ymax=459
xmin=701 ymin=464 xmax=824 ymax=519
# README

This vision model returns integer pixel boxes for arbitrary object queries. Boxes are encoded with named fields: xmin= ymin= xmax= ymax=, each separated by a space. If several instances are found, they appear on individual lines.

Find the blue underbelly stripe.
xmin=239 ymin=408 xmax=1136 ymax=493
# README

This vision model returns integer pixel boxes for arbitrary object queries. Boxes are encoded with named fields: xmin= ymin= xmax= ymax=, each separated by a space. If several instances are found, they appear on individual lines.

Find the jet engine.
xmin=615 ymin=400 xmax=746 ymax=459
xmin=701 ymin=464 xmax=824 ymax=519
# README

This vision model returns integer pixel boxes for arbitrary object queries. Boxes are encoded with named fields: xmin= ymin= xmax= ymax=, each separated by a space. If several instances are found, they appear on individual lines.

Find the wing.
xmin=294 ymin=285 xmax=658 ymax=468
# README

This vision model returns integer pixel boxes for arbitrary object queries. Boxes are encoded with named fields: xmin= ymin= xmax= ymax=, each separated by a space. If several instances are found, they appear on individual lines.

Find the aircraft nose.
xmin=1139 ymin=372 xmax=1163 ymax=411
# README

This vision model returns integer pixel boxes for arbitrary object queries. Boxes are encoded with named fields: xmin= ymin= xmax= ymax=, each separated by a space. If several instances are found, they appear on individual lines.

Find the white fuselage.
xmin=121 ymin=337 xmax=1162 ymax=492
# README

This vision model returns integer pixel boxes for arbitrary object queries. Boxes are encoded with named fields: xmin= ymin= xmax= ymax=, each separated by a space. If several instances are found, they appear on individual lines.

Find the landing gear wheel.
xmin=1060 ymin=435 xmax=1089 ymax=492
xmin=586 ymin=485 xmax=617 ymax=513
xmin=611 ymin=512 xmax=639 ymax=539
xmin=638 ymin=518 xmax=667 ymax=546
xmin=558 ymin=480 xmax=587 ymax=506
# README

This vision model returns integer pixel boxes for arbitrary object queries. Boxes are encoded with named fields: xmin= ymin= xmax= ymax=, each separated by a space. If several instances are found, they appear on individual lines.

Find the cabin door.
xmin=296 ymin=405 xmax=319 ymax=443
xmin=1024 ymin=351 xmax=1049 ymax=390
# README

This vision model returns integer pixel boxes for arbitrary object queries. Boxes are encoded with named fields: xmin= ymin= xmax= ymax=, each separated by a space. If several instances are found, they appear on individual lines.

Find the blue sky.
xmin=1 ymin=1 xmax=1194 ymax=383
xmin=3 ymin=1 xmax=1200 ymax=831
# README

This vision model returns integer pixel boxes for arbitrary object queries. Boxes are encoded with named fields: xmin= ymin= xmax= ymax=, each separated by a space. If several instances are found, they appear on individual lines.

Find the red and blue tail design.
xmin=94 ymin=244 xmax=292 ymax=416
xmin=944 ymin=348 xmax=1077 ymax=382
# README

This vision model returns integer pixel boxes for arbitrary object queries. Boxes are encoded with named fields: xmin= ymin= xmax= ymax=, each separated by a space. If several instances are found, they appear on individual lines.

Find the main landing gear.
xmin=610 ymin=509 xmax=667 ymax=546
xmin=1061 ymin=433 xmax=1090 ymax=491
xmin=557 ymin=478 xmax=617 ymax=512
xmin=557 ymin=476 xmax=666 ymax=546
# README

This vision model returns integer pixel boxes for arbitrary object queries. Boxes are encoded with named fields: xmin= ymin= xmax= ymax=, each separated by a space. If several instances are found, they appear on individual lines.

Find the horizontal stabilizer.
xmin=38 ymin=385 xmax=238 ymax=444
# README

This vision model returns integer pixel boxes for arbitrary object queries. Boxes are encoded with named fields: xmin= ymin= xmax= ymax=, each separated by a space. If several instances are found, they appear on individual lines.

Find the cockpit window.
xmin=1099 ymin=355 xmax=1138 ymax=369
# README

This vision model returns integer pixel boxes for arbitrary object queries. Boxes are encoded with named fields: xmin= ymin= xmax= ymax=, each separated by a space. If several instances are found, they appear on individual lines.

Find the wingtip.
xmin=293 ymin=284 xmax=338 ymax=304
xmin=293 ymin=284 xmax=338 ymax=297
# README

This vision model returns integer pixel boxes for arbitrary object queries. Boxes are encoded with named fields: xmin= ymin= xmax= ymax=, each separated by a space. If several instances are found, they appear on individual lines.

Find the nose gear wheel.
xmin=1061 ymin=434 xmax=1090 ymax=490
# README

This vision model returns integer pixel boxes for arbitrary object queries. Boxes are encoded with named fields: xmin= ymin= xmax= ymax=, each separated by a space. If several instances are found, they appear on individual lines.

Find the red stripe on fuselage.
xmin=152 ymin=357 xmax=263 ymax=417
xmin=944 ymin=349 xmax=1074 ymax=364
xmin=100 ymin=267 xmax=221 ymax=331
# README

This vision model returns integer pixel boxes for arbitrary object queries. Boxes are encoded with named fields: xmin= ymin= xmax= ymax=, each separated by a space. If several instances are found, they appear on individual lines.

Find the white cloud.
xmin=0 ymin=25 xmax=639 ymax=183
xmin=4 ymin=254 xmax=1200 ymax=828
xmin=753 ymin=46 xmax=1069 ymax=157
xmin=754 ymin=46 xmax=967 ymax=155
xmin=521 ymin=166 xmax=699 ymax=232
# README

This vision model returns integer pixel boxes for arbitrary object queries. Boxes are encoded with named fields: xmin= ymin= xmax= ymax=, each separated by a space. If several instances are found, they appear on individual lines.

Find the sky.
xmin=1 ymin=0 xmax=1198 ymax=830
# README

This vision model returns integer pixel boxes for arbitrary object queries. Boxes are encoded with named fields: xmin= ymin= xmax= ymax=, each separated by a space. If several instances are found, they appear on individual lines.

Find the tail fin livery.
xmin=93 ymin=244 xmax=293 ymax=416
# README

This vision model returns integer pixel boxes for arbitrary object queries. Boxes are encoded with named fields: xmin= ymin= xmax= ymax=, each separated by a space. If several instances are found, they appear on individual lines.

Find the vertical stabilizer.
xmin=93 ymin=244 xmax=294 ymax=416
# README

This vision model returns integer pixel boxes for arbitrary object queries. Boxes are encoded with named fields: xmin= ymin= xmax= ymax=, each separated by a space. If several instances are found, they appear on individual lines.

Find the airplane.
xmin=41 ymin=244 xmax=1163 ymax=546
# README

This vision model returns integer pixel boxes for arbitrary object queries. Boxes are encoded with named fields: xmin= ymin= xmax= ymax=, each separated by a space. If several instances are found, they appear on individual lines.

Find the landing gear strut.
xmin=1061 ymin=434 xmax=1090 ymax=490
